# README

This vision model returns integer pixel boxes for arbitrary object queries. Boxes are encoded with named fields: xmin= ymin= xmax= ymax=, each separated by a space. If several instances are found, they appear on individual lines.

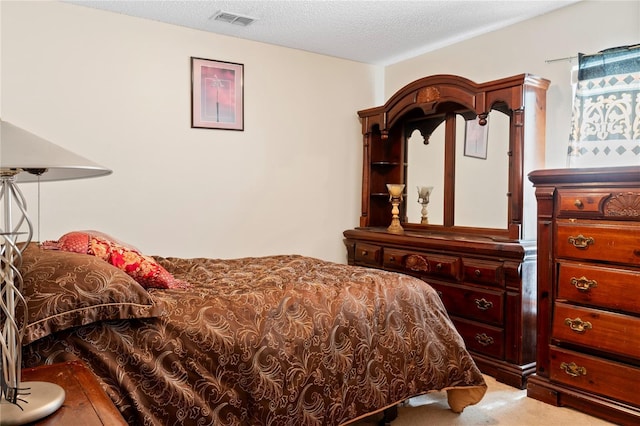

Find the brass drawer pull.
xmin=435 ymin=263 xmax=443 ymax=271
xmin=474 ymin=269 xmax=482 ymax=277
xmin=475 ymin=333 xmax=494 ymax=346
xmin=362 ymin=250 xmax=368 ymax=256
xmin=560 ymin=361 xmax=587 ymax=377
xmin=568 ymin=234 xmax=594 ymax=249
xmin=475 ymin=298 xmax=493 ymax=311
xmin=570 ymin=276 xmax=598 ymax=292
xmin=388 ymin=255 xmax=395 ymax=262
xmin=564 ymin=317 xmax=592 ymax=333
xmin=574 ymin=199 xmax=583 ymax=208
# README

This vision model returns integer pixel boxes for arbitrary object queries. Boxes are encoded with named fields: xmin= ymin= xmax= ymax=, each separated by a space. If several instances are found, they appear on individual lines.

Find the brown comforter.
xmin=22 ymin=254 xmax=486 ymax=425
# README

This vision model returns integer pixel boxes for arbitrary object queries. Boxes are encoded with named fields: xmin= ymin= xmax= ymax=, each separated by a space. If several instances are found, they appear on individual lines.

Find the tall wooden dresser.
xmin=528 ymin=166 xmax=640 ymax=425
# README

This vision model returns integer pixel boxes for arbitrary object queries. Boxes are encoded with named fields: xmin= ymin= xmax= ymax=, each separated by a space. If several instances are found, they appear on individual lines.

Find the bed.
xmin=17 ymin=232 xmax=486 ymax=425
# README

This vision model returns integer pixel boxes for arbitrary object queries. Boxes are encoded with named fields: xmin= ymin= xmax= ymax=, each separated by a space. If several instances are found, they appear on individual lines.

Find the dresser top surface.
xmin=529 ymin=166 xmax=640 ymax=186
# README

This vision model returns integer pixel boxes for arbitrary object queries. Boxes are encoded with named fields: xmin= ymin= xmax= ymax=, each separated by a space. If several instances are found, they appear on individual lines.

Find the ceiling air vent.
xmin=211 ymin=10 xmax=257 ymax=27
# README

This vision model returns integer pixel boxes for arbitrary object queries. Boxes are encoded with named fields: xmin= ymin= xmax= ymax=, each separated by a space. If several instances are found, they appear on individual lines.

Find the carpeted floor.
xmin=352 ymin=375 xmax=614 ymax=425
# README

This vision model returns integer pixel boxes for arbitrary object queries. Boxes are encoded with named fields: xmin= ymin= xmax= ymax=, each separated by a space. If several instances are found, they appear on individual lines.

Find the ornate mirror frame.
xmin=357 ymin=74 xmax=550 ymax=241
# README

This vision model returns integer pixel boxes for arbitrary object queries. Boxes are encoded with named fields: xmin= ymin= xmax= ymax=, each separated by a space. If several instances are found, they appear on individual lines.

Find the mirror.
xmin=405 ymin=108 xmax=510 ymax=229
xmin=454 ymin=110 xmax=510 ymax=228
xmin=356 ymin=74 xmax=550 ymax=241
xmin=405 ymin=121 xmax=445 ymax=225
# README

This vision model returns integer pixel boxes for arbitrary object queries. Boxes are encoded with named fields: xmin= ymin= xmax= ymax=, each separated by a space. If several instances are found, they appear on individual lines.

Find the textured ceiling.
xmin=67 ymin=1 xmax=580 ymax=65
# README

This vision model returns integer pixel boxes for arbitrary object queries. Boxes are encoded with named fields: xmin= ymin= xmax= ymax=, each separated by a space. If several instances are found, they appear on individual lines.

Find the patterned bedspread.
xmin=22 ymin=254 xmax=486 ymax=425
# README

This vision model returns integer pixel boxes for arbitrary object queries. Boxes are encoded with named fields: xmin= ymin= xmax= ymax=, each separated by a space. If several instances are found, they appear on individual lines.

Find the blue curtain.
xmin=567 ymin=45 xmax=640 ymax=167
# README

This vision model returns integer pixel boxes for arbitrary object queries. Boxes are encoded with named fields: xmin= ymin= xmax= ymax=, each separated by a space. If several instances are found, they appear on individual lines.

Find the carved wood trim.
xmin=405 ymin=254 xmax=429 ymax=272
xmin=604 ymin=192 xmax=640 ymax=217
xmin=416 ymin=86 xmax=440 ymax=103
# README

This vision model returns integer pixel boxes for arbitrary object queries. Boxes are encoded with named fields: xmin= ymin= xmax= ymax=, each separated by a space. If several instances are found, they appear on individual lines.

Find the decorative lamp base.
xmin=387 ymin=219 xmax=404 ymax=234
xmin=0 ymin=382 xmax=65 ymax=425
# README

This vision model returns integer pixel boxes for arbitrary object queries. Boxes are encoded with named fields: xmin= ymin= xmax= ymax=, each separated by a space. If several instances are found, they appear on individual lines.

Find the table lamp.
xmin=386 ymin=183 xmax=405 ymax=234
xmin=417 ymin=186 xmax=434 ymax=224
xmin=0 ymin=119 xmax=111 ymax=424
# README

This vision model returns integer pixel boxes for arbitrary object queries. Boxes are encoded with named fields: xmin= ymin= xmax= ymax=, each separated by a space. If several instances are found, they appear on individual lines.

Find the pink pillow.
xmin=42 ymin=231 xmax=189 ymax=289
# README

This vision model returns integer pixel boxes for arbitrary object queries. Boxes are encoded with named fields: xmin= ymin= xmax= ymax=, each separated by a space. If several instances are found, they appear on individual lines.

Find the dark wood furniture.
xmin=527 ymin=166 xmax=640 ymax=425
xmin=344 ymin=73 xmax=549 ymax=389
xmin=20 ymin=360 xmax=126 ymax=425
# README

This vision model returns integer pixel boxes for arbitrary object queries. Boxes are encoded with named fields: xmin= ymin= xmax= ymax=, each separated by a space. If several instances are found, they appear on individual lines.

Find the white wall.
xmin=1 ymin=1 xmax=379 ymax=262
xmin=385 ymin=0 xmax=639 ymax=169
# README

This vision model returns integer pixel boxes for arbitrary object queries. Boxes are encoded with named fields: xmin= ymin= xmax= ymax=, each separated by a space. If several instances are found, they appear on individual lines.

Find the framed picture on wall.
xmin=191 ymin=57 xmax=244 ymax=130
xmin=464 ymin=116 xmax=488 ymax=159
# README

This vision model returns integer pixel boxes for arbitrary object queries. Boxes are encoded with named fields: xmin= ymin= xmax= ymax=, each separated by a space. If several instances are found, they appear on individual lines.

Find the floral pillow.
xmin=42 ymin=231 xmax=189 ymax=289
xmin=19 ymin=243 xmax=165 ymax=344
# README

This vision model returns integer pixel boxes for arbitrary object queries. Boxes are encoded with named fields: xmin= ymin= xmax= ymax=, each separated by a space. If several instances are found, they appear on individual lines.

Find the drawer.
xmin=556 ymin=220 xmax=640 ymax=265
xmin=383 ymin=248 xmax=461 ymax=281
xmin=556 ymin=190 xmax=612 ymax=215
xmin=558 ymin=262 xmax=640 ymax=315
xmin=552 ymin=302 xmax=640 ymax=360
xmin=556 ymin=188 xmax=640 ymax=218
xmin=452 ymin=317 xmax=504 ymax=359
xmin=462 ymin=258 xmax=504 ymax=287
xmin=354 ymin=243 xmax=382 ymax=266
xmin=430 ymin=282 xmax=504 ymax=325
xmin=550 ymin=346 xmax=640 ymax=408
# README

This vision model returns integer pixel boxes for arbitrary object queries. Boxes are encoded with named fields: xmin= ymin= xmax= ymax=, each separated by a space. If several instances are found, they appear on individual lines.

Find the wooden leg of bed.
xmin=379 ymin=405 xmax=398 ymax=426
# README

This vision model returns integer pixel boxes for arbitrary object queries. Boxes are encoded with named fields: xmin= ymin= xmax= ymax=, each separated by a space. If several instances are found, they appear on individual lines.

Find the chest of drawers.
xmin=528 ymin=166 xmax=640 ymax=425
xmin=344 ymin=228 xmax=537 ymax=389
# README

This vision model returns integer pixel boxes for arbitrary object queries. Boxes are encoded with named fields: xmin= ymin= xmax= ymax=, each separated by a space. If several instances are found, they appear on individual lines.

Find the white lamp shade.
xmin=0 ymin=120 xmax=112 ymax=182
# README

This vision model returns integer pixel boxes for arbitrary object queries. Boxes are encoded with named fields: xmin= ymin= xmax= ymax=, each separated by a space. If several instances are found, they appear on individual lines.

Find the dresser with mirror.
xmin=344 ymin=74 xmax=549 ymax=388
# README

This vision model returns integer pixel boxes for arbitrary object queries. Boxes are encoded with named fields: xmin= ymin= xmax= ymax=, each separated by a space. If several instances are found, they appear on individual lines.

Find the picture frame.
xmin=463 ymin=116 xmax=489 ymax=159
xmin=191 ymin=57 xmax=244 ymax=130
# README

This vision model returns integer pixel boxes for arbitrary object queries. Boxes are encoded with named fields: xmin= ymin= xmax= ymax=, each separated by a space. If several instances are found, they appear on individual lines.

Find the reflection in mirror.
xmin=405 ymin=122 xmax=445 ymax=225
xmin=454 ymin=110 xmax=510 ymax=229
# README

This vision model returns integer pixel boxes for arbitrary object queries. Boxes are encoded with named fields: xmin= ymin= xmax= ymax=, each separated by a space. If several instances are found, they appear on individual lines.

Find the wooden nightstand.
xmin=19 ymin=360 xmax=127 ymax=425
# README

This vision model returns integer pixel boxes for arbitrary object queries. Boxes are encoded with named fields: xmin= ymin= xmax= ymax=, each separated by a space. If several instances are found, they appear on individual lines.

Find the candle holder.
xmin=386 ymin=184 xmax=405 ymax=234
xmin=417 ymin=186 xmax=434 ymax=224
